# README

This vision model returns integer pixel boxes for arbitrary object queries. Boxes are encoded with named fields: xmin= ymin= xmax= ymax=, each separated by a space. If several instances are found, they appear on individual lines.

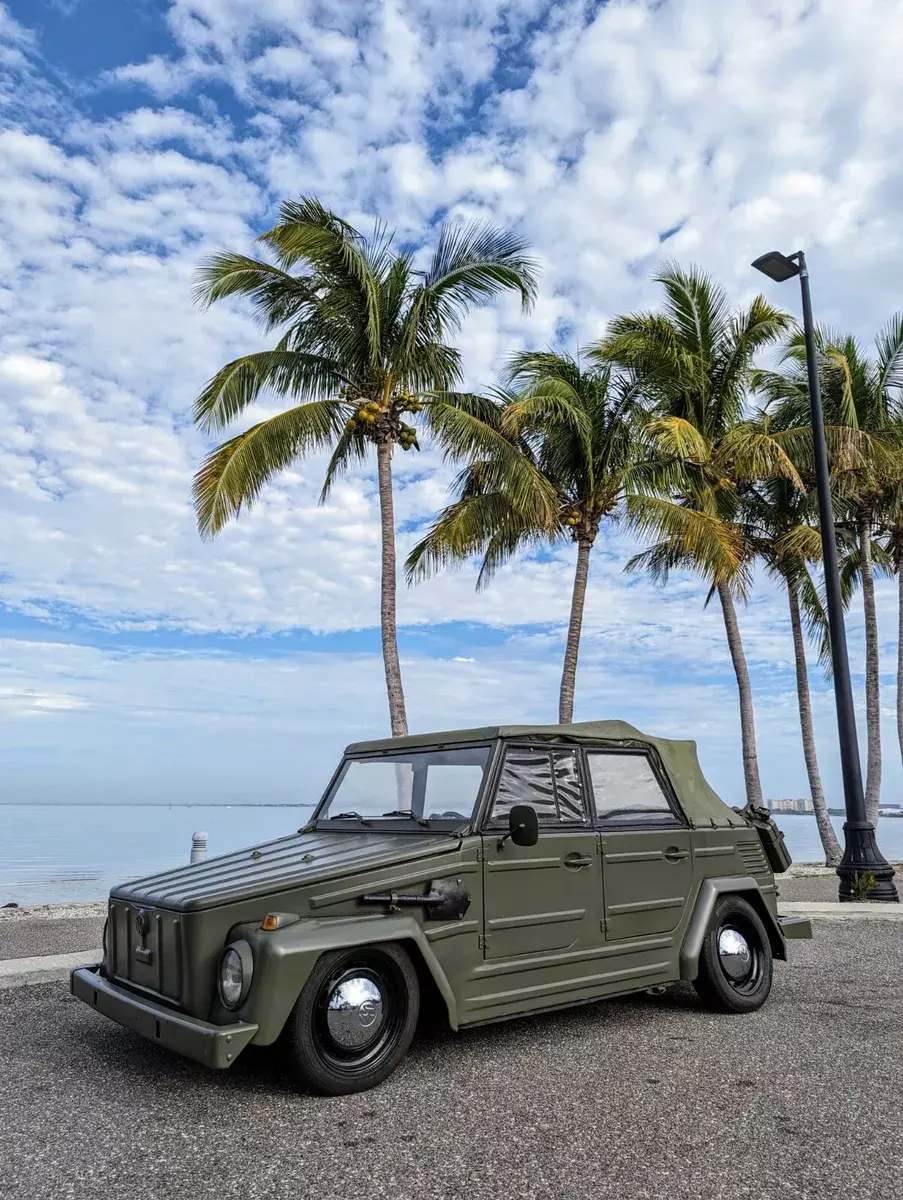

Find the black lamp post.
xmin=751 ymin=249 xmax=898 ymax=901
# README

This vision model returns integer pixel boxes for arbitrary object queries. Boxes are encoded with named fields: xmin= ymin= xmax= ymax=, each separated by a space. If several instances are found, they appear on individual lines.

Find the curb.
xmin=779 ymin=902 xmax=903 ymax=921
xmin=0 ymin=949 xmax=101 ymax=990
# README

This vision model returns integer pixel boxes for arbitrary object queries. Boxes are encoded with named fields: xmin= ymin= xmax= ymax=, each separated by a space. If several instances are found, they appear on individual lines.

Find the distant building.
xmin=765 ymin=798 xmax=814 ymax=814
xmin=878 ymin=803 xmax=903 ymax=818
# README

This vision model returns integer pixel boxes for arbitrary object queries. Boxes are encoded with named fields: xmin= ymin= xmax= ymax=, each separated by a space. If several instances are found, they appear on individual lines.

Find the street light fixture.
xmin=751 ymin=249 xmax=898 ymax=901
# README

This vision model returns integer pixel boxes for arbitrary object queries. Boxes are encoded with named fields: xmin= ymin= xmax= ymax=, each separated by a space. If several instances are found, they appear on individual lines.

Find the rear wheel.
xmin=693 ymin=895 xmax=773 ymax=1013
xmin=286 ymin=942 xmax=419 ymax=1095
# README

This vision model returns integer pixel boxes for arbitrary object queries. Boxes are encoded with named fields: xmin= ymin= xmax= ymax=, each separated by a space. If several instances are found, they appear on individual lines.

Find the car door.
xmin=481 ymin=744 xmax=601 ymax=960
xmin=586 ymin=748 xmax=693 ymax=941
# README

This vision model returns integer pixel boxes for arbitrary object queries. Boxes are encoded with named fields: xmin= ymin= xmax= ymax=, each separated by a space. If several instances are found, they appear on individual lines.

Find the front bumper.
xmin=71 ymin=966 xmax=259 ymax=1069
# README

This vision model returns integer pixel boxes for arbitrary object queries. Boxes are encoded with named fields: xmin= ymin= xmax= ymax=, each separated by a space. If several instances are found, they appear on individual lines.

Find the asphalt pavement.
xmin=1 ymin=920 xmax=901 ymax=1200
xmin=0 ymin=915 xmax=105 ymax=960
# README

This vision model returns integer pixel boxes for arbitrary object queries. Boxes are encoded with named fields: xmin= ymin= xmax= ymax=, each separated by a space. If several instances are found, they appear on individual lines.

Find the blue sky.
xmin=2 ymin=0 xmax=903 ymax=809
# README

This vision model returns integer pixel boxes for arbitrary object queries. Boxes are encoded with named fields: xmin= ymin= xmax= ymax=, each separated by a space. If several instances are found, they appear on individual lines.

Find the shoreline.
xmin=0 ymin=901 xmax=108 ymax=921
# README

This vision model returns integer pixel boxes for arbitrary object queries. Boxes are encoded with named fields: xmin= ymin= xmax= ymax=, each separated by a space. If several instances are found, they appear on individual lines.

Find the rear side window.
xmin=586 ymin=752 xmax=678 ymax=824
xmin=489 ymin=746 xmax=588 ymax=825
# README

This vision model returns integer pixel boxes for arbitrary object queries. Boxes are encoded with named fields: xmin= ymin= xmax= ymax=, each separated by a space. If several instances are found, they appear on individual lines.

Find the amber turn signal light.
xmin=261 ymin=914 xmax=279 ymax=931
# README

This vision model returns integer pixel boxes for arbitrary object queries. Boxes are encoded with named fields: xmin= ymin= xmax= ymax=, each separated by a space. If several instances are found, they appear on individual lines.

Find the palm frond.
xmin=192 ymin=253 xmax=319 ymax=331
xmin=645 ymin=415 xmax=710 ymax=463
xmin=425 ymin=393 xmax=559 ymax=525
xmin=258 ymin=196 xmax=384 ymax=369
xmin=193 ymin=400 xmax=345 ymax=536
xmin=193 ymin=350 xmax=348 ymax=433
xmin=420 ymin=221 xmax=539 ymax=313
xmin=714 ymin=423 xmax=804 ymax=491
xmin=625 ymin=495 xmax=745 ymax=588
xmin=775 ymin=523 xmax=823 ymax=564
xmin=748 ymin=366 xmax=809 ymax=410
xmin=318 ymin=426 xmax=370 ymax=502
xmin=876 ymin=312 xmax=903 ymax=403
xmin=404 ymin=492 xmax=545 ymax=588
xmin=653 ymin=262 xmax=731 ymax=356
xmin=797 ymin=569 xmax=833 ymax=676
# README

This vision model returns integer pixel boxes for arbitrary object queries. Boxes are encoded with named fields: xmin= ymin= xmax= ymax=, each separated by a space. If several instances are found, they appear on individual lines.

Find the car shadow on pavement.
xmin=69 ymin=980 xmax=705 ymax=1100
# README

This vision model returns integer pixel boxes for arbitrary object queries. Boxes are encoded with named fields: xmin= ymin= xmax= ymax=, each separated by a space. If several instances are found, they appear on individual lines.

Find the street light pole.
xmin=752 ymin=249 xmax=897 ymax=901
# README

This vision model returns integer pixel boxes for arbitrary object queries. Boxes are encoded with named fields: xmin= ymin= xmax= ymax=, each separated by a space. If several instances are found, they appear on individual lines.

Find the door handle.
xmin=563 ymin=853 xmax=593 ymax=869
xmin=663 ymin=846 xmax=689 ymax=863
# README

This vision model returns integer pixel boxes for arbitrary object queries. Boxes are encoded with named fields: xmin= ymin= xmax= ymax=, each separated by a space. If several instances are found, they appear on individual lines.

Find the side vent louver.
xmin=738 ymin=840 xmax=769 ymax=876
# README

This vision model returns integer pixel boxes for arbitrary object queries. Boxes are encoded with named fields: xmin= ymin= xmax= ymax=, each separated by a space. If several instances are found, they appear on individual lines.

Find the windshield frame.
xmin=312 ymin=740 xmax=497 ymax=833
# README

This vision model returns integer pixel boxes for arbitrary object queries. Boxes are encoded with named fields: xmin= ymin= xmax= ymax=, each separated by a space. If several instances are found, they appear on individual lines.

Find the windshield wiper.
xmin=327 ymin=811 xmax=371 ymax=825
xmin=381 ymin=810 xmax=430 ymax=827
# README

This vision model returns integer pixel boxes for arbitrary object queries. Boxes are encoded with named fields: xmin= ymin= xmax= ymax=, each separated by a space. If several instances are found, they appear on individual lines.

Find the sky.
xmin=2 ymin=0 xmax=903 ymax=811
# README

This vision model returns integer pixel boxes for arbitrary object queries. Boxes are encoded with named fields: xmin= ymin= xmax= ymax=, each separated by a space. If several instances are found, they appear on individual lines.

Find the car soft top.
xmin=344 ymin=719 xmax=747 ymax=831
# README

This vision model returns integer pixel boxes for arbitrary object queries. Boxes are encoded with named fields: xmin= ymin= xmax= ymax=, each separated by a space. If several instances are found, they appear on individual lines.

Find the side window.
xmin=551 ymin=749 xmax=585 ymax=822
xmin=586 ymin=752 xmax=678 ymax=825
xmin=489 ymin=747 xmax=588 ymax=826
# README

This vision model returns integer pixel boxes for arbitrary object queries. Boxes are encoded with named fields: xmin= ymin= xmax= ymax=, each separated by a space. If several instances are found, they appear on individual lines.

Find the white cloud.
xmin=1 ymin=0 xmax=903 ymax=809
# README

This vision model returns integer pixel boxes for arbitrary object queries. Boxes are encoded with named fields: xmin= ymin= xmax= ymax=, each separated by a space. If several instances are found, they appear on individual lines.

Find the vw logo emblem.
xmin=135 ymin=909 xmax=150 ymax=939
xmin=358 ymin=999 xmax=377 ymax=1028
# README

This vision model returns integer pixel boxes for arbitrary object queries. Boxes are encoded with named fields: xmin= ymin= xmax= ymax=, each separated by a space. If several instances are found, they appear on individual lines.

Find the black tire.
xmin=693 ymin=895 xmax=773 ymax=1014
xmin=286 ymin=942 xmax=419 ymax=1095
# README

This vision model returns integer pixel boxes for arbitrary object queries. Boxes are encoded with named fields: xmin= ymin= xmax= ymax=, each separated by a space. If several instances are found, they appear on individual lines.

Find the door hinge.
xmin=476 ymin=845 xmax=483 ymax=863
xmin=478 ymin=933 xmax=486 ymax=951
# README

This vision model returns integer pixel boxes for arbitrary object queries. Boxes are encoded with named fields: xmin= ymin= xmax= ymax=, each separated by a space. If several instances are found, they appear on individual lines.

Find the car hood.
xmin=110 ymin=829 xmax=458 ymax=913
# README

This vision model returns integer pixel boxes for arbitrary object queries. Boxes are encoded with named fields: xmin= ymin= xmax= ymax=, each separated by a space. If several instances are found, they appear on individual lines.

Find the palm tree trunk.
xmin=857 ymin=509 xmax=881 ymax=825
xmin=716 ymin=581 xmax=764 ymax=808
xmin=897 ymin=567 xmax=903 ymax=775
xmin=786 ymin=581 xmax=842 ymax=866
xmin=376 ymin=440 xmax=408 ymax=737
xmin=559 ymin=540 xmax=592 ymax=724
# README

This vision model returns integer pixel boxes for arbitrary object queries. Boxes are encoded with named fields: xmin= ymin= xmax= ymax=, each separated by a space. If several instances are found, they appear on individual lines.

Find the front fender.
xmin=219 ymin=914 xmax=458 ymax=1045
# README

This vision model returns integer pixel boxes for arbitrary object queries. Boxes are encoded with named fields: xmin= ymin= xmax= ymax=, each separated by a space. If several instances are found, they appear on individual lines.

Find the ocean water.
xmin=2 ymin=804 xmax=903 ymax=906
xmin=1 ymin=804 xmax=313 ymax=906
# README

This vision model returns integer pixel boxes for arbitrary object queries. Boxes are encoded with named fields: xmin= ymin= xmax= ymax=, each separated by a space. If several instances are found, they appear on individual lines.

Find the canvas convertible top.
xmin=344 ymin=719 xmax=748 ymax=830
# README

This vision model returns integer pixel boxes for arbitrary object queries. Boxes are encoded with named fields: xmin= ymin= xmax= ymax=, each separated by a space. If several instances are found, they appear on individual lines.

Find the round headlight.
xmin=218 ymin=941 xmax=253 ymax=1010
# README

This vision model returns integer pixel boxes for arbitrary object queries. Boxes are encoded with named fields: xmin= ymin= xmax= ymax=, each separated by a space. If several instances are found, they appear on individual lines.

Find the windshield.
xmin=318 ymin=746 xmax=491 ymax=824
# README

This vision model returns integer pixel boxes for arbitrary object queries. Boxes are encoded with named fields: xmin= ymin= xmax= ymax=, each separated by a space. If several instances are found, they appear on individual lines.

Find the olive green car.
xmin=71 ymin=720 xmax=811 ymax=1094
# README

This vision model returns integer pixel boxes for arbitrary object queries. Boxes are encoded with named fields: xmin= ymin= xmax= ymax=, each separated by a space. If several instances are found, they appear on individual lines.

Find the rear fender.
xmin=219 ymin=915 xmax=458 ymax=1045
xmin=679 ymin=876 xmax=786 ymax=981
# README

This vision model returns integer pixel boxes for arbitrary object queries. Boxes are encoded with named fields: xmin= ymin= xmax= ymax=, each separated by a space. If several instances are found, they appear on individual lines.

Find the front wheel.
xmin=286 ymin=942 xmax=419 ymax=1095
xmin=693 ymin=895 xmax=773 ymax=1013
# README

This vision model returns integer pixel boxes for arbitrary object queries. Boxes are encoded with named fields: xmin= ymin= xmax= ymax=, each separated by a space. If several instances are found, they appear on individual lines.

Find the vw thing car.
xmin=71 ymin=721 xmax=811 ymax=1094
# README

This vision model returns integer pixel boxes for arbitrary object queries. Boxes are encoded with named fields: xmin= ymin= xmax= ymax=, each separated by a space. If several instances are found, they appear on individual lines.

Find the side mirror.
xmin=508 ymin=804 xmax=539 ymax=847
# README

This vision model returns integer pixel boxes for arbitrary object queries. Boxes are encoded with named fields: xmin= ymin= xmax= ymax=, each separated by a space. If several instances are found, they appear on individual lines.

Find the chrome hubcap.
xmin=325 ymin=974 xmax=385 ymax=1050
xmin=718 ymin=927 xmax=752 ymax=982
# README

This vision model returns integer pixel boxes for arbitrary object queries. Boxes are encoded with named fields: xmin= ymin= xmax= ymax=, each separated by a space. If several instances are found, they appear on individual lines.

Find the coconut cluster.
xmin=398 ymin=422 xmax=417 ymax=450
xmin=396 ymin=391 xmax=424 ymax=414
xmin=343 ymin=391 xmax=422 ymax=451
xmin=562 ymin=507 xmax=581 ymax=527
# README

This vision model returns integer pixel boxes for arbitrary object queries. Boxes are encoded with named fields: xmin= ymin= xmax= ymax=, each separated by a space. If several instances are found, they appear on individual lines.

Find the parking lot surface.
xmin=1 ymin=920 xmax=901 ymax=1200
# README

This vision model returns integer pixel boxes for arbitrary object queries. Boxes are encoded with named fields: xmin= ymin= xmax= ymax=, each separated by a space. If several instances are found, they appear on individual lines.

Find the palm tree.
xmin=594 ymin=265 xmax=795 ymax=808
xmin=743 ymin=479 xmax=842 ymax=864
xmin=752 ymin=319 xmax=903 ymax=824
xmin=192 ymin=197 xmax=539 ymax=736
xmin=405 ymin=351 xmax=646 ymax=722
